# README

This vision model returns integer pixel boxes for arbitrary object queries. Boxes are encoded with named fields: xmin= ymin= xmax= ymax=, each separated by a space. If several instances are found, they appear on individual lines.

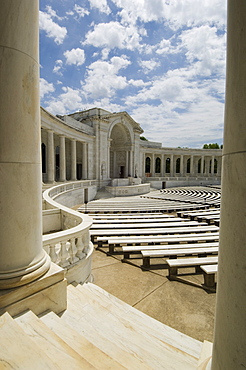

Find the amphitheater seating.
xmin=166 ymin=256 xmax=218 ymax=279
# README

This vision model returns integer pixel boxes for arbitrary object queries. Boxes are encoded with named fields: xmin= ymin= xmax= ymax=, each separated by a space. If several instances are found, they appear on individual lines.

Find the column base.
xmin=0 ymin=262 xmax=66 ymax=316
xmin=0 ymin=253 xmax=51 ymax=290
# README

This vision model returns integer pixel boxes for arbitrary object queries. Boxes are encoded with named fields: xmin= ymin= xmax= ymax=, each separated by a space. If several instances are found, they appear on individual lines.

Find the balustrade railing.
xmin=42 ymin=181 xmax=93 ymax=270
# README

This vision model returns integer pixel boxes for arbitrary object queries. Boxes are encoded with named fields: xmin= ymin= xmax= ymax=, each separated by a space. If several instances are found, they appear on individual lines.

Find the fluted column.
xmin=212 ymin=1 xmax=246 ymax=368
xmin=129 ymin=150 xmax=133 ymax=177
xmin=47 ymin=130 xmax=55 ymax=183
xmin=0 ymin=0 xmax=50 ymax=289
xmin=82 ymin=142 xmax=88 ymax=180
xmin=201 ymin=156 xmax=204 ymax=174
xmin=71 ymin=139 xmax=77 ymax=181
xmin=59 ymin=135 xmax=66 ymax=182
xmin=211 ymin=156 xmax=215 ymax=175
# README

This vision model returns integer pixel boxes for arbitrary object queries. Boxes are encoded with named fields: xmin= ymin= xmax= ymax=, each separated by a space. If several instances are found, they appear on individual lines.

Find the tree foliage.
xmin=203 ymin=143 xmax=221 ymax=149
xmin=140 ymin=136 xmax=148 ymax=141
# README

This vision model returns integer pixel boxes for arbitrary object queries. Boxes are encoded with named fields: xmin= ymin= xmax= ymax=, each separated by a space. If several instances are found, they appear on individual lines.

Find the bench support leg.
xmin=203 ymin=273 xmax=215 ymax=288
xmin=168 ymin=267 xmax=178 ymax=279
xmin=142 ymin=257 xmax=150 ymax=269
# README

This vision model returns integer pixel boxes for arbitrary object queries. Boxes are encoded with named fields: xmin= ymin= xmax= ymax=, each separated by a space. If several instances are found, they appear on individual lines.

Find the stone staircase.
xmin=0 ymin=283 xmax=212 ymax=369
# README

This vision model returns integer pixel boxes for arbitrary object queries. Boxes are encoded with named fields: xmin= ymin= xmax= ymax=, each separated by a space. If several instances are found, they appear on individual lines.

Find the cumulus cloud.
xmin=83 ymin=21 xmax=142 ymax=50
xmin=74 ymin=4 xmax=90 ymax=18
xmin=138 ymin=59 xmax=161 ymax=74
xmin=45 ymin=87 xmax=83 ymax=115
xmin=40 ymin=78 xmax=55 ymax=99
xmin=82 ymin=56 xmax=131 ymax=99
xmin=53 ymin=60 xmax=63 ymax=75
xmin=64 ymin=48 xmax=86 ymax=66
xmin=88 ymin=0 xmax=111 ymax=14
xmin=39 ymin=10 xmax=67 ymax=44
xmin=112 ymin=0 xmax=226 ymax=28
xmin=179 ymin=25 xmax=226 ymax=76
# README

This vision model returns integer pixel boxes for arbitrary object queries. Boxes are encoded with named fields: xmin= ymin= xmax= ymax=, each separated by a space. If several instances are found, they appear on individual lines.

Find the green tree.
xmin=203 ymin=143 xmax=220 ymax=149
xmin=140 ymin=136 xmax=148 ymax=141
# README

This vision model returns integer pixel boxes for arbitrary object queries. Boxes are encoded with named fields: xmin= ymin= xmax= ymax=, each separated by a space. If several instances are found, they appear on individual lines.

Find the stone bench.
xmin=141 ymin=247 xmax=218 ymax=269
xmin=91 ymin=221 xmax=207 ymax=229
xmin=166 ymin=256 xmax=218 ymax=279
xmin=200 ymin=264 xmax=218 ymax=288
xmin=98 ymin=232 xmax=220 ymax=253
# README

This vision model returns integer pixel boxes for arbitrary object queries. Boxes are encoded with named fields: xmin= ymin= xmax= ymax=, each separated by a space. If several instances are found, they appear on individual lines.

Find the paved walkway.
xmin=91 ymin=248 xmax=216 ymax=343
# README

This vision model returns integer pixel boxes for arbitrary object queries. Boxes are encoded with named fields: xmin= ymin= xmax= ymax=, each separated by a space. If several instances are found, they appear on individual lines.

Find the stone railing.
xmin=42 ymin=182 xmax=94 ymax=282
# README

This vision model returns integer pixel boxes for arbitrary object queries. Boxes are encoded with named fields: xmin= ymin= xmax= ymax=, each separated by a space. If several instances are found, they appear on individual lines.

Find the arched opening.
xmin=166 ymin=158 xmax=170 ymax=173
xmin=145 ymin=157 xmax=151 ymax=174
xmin=176 ymin=158 xmax=180 ymax=173
xmin=41 ymin=143 xmax=46 ymax=173
xmin=109 ymin=123 xmax=132 ymax=178
xmin=187 ymin=158 xmax=191 ymax=174
xmin=198 ymin=158 xmax=201 ymax=173
xmin=214 ymin=159 xmax=218 ymax=174
xmin=155 ymin=157 xmax=161 ymax=173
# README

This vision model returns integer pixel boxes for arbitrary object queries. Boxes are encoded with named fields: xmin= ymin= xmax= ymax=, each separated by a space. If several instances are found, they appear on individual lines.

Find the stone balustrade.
xmin=42 ymin=181 xmax=94 ymax=283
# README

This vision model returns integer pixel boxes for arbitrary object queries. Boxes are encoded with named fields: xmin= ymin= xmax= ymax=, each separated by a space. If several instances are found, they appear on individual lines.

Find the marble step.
xmin=62 ymin=293 xmax=151 ymax=370
xmin=82 ymin=282 xmax=203 ymax=360
xmin=41 ymin=311 xmax=126 ymax=369
xmin=197 ymin=340 xmax=213 ymax=369
xmin=0 ymin=312 xmax=59 ymax=370
xmin=15 ymin=310 xmax=95 ymax=369
xmin=66 ymin=284 xmax=198 ymax=369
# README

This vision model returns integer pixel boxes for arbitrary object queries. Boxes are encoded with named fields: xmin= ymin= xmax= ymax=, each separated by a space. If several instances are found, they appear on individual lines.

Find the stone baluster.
xmin=49 ymin=243 xmax=58 ymax=264
xmin=76 ymin=236 xmax=86 ymax=259
xmin=68 ymin=238 xmax=79 ymax=264
xmin=59 ymin=240 xmax=70 ymax=268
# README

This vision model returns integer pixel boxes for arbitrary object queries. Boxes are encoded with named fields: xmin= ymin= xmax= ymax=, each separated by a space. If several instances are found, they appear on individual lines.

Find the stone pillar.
xmin=125 ymin=151 xmax=129 ymax=177
xmin=201 ymin=156 xmax=204 ymax=175
xmin=180 ymin=155 xmax=184 ymax=176
xmin=152 ymin=153 xmax=155 ymax=176
xmin=82 ymin=142 xmax=88 ymax=180
xmin=47 ymin=130 xmax=55 ymax=183
xmin=211 ymin=156 xmax=215 ymax=175
xmin=129 ymin=150 xmax=133 ymax=177
xmin=59 ymin=135 xmax=66 ymax=182
xmin=114 ymin=151 xmax=117 ymax=177
xmin=170 ymin=154 xmax=174 ymax=177
xmin=212 ymin=1 xmax=246 ymax=368
xmin=71 ymin=139 xmax=77 ymax=181
xmin=190 ymin=156 xmax=194 ymax=176
xmin=161 ymin=154 xmax=164 ymax=176
xmin=0 ymin=0 xmax=50 ymax=289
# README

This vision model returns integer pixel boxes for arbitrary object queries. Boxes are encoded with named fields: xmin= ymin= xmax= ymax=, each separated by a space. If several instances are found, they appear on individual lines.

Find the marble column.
xmin=190 ymin=156 xmax=194 ymax=176
xmin=212 ymin=1 xmax=246 ymax=368
xmin=47 ymin=130 xmax=55 ymax=183
xmin=71 ymin=139 xmax=77 ymax=181
xmin=211 ymin=156 xmax=215 ymax=175
xmin=170 ymin=154 xmax=174 ymax=177
xmin=82 ymin=142 xmax=88 ymax=180
xmin=125 ymin=151 xmax=129 ymax=177
xmin=180 ymin=155 xmax=184 ymax=176
xmin=129 ymin=150 xmax=133 ymax=177
xmin=59 ymin=135 xmax=66 ymax=182
xmin=0 ymin=0 xmax=50 ymax=289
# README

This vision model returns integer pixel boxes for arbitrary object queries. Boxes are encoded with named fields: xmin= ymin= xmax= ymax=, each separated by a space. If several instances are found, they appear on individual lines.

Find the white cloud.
xmin=64 ymin=48 xmax=86 ymax=66
xmin=74 ymin=4 xmax=90 ymax=18
xmin=138 ymin=59 xmax=161 ymax=74
xmin=83 ymin=21 xmax=142 ymax=50
xmin=88 ymin=0 xmax=111 ymax=15
xmin=112 ymin=0 xmax=226 ymax=29
xmin=53 ymin=60 xmax=63 ymax=75
xmin=45 ymin=87 xmax=83 ymax=115
xmin=82 ymin=56 xmax=131 ymax=99
xmin=179 ymin=25 xmax=226 ymax=77
xmin=40 ymin=78 xmax=55 ymax=99
xmin=39 ymin=10 xmax=67 ymax=44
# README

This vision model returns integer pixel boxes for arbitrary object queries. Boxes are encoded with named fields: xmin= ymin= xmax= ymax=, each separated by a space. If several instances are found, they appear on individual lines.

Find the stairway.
xmin=0 ymin=282 xmax=212 ymax=369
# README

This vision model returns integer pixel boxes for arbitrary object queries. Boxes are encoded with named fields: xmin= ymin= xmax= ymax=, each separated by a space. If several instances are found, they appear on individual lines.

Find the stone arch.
xmin=109 ymin=122 xmax=133 ymax=178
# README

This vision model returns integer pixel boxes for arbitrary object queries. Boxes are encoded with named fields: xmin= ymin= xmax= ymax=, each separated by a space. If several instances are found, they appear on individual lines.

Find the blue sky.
xmin=39 ymin=0 xmax=227 ymax=148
